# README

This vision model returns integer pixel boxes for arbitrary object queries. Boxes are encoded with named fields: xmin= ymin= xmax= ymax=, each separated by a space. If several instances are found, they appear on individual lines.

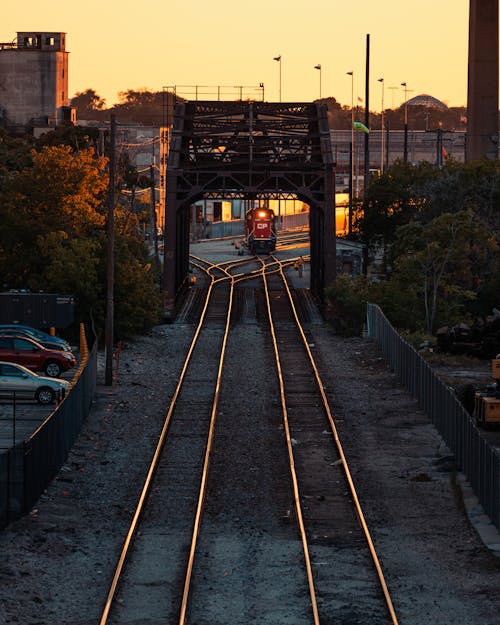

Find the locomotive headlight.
xmin=258 ymin=211 xmax=266 ymax=218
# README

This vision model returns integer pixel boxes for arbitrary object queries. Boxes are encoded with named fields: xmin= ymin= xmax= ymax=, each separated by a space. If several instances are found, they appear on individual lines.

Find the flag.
xmin=353 ymin=121 xmax=370 ymax=134
xmin=442 ymin=146 xmax=449 ymax=159
xmin=357 ymin=97 xmax=363 ymax=103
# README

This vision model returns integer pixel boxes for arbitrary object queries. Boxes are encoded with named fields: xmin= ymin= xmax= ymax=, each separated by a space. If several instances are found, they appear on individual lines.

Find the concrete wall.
xmin=0 ymin=32 xmax=69 ymax=127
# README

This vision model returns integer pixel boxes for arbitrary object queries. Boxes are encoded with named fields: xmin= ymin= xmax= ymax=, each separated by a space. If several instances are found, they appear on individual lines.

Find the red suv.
xmin=0 ymin=335 xmax=76 ymax=377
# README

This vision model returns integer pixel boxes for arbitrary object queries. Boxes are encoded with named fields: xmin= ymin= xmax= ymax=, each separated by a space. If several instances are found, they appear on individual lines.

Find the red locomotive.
xmin=245 ymin=207 xmax=277 ymax=254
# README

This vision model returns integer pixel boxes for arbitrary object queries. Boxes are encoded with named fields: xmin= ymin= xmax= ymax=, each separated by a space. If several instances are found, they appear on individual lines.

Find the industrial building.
xmin=0 ymin=31 xmax=75 ymax=133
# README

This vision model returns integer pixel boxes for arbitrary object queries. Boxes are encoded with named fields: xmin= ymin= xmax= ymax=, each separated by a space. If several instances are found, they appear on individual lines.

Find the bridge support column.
xmin=323 ymin=169 xmax=337 ymax=289
xmin=163 ymin=174 xmax=178 ymax=321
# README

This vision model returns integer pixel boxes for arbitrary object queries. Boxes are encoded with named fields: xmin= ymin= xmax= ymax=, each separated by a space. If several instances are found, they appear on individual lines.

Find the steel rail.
xmin=262 ymin=261 xmax=321 ymax=625
xmin=178 ymin=274 xmax=235 ymax=625
xmin=100 ymin=252 xmax=307 ymax=624
xmin=273 ymin=256 xmax=400 ymax=625
xmin=99 ymin=261 xmax=224 ymax=625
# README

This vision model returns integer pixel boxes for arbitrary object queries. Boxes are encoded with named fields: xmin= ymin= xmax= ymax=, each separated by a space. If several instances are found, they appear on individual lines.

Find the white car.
xmin=0 ymin=361 xmax=69 ymax=405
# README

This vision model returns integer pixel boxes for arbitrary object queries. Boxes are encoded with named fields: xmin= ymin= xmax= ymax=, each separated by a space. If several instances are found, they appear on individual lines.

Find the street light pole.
xmin=346 ymin=71 xmax=354 ymax=235
xmin=378 ymin=78 xmax=385 ymax=172
xmin=401 ymin=81 xmax=409 ymax=162
xmin=314 ymin=64 xmax=322 ymax=99
xmin=273 ymin=55 xmax=282 ymax=102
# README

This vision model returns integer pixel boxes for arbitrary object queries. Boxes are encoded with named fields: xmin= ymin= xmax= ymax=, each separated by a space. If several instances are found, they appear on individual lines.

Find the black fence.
xmin=366 ymin=303 xmax=500 ymax=532
xmin=0 ymin=324 xmax=97 ymax=528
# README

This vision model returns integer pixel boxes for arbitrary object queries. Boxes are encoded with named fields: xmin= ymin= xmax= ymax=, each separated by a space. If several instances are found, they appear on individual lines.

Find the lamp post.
xmin=314 ymin=64 xmax=322 ymax=99
xmin=273 ymin=55 xmax=282 ymax=102
xmin=401 ymin=81 xmax=409 ymax=162
xmin=346 ymin=71 xmax=354 ymax=234
xmin=378 ymin=78 xmax=385 ymax=172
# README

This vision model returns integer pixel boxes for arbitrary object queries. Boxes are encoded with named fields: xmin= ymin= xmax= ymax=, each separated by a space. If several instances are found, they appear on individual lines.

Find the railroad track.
xmin=98 ymin=253 xmax=399 ymax=625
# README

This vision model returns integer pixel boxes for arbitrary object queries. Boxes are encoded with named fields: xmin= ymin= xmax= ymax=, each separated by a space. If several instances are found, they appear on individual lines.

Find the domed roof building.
xmin=405 ymin=94 xmax=448 ymax=110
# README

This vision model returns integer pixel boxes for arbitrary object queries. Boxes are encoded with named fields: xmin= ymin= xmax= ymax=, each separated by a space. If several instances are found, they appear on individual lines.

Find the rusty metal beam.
xmin=164 ymin=101 xmax=336 ymax=319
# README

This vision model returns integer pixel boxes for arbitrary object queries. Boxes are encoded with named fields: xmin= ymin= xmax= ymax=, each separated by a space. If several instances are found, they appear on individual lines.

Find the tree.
xmin=356 ymin=159 xmax=437 ymax=269
xmin=0 ymin=137 xmax=161 ymax=338
xmin=70 ymin=89 xmax=107 ymax=119
xmin=34 ymin=125 xmax=103 ymax=154
xmin=110 ymin=88 xmax=178 ymax=124
xmin=392 ymin=211 xmax=494 ymax=333
xmin=418 ymin=159 xmax=500 ymax=232
xmin=112 ymin=205 xmax=162 ymax=337
xmin=0 ymin=145 xmax=108 ymax=321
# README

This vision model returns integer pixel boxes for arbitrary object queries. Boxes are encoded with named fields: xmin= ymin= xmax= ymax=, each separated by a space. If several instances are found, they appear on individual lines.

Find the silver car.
xmin=0 ymin=361 xmax=69 ymax=405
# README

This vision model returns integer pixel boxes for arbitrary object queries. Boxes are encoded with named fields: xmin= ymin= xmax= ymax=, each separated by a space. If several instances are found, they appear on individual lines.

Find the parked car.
xmin=0 ymin=324 xmax=71 ymax=352
xmin=0 ymin=328 xmax=73 ymax=352
xmin=0 ymin=361 xmax=69 ymax=405
xmin=0 ymin=335 xmax=76 ymax=377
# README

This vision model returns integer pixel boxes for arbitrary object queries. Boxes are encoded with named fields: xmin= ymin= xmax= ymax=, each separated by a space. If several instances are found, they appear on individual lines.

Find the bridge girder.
xmin=163 ymin=101 xmax=336 ymax=319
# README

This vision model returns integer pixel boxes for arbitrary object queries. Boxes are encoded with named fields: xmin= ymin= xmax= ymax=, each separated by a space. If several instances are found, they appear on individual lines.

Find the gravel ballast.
xmin=0 ymin=318 xmax=499 ymax=625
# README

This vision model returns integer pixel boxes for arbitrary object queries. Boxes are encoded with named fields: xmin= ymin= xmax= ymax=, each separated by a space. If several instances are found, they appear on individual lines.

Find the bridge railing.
xmin=191 ymin=213 xmax=310 ymax=241
xmin=366 ymin=303 xmax=500 ymax=532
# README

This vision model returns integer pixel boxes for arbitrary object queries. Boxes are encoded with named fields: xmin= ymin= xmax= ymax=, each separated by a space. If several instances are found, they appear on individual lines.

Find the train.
xmin=245 ymin=207 xmax=277 ymax=254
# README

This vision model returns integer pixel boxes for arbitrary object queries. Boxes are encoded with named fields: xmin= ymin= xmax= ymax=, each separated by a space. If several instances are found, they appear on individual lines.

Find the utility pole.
xmin=150 ymin=163 xmax=158 ymax=262
xmin=401 ymin=82 xmax=409 ymax=162
xmin=104 ymin=114 xmax=116 ymax=386
xmin=364 ymin=34 xmax=370 ymax=198
xmin=378 ymin=78 xmax=385 ymax=172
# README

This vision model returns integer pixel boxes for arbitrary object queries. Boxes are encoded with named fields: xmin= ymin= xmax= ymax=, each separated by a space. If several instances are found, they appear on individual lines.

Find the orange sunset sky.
xmin=4 ymin=0 xmax=476 ymax=109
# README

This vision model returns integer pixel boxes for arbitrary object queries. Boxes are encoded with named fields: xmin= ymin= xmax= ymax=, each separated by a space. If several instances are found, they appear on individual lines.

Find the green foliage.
xmin=352 ymin=158 xmax=499 ymax=335
xmin=392 ymin=210 xmax=495 ymax=333
xmin=34 ymin=125 xmax=103 ymax=154
xmin=399 ymin=329 xmax=435 ymax=351
xmin=0 ymin=137 xmax=162 ymax=340
xmin=325 ymin=275 xmax=421 ymax=336
xmin=112 ymin=207 xmax=161 ymax=337
xmin=356 ymin=159 xmax=437 ymax=253
xmin=114 ymin=237 xmax=162 ymax=337
xmin=325 ymin=275 xmax=370 ymax=336
xmin=0 ymin=130 xmax=33 ymax=175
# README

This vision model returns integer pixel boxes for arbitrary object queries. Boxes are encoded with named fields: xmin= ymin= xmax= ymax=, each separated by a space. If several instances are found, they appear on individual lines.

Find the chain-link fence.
xmin=0 ymin=324 xmax=97 ymax=528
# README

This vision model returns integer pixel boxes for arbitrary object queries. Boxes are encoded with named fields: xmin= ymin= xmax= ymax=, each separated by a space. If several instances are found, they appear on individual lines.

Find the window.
xmin=2 ymin=364 xmax=24 ymax=378
xmin=13 ymin=338 xmax=33 ymax=351
xmin=46 ymin=36 xmax=55 ymax=46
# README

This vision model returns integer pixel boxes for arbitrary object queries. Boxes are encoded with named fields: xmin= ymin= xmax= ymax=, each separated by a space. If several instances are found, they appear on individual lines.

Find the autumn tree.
xmin=0 ymin=146 xmax=107 ymax=313
xmin=0 ymin=143 xmax=161 ymax=338
xmin=34 ymin=125 xmax=103 ymax=155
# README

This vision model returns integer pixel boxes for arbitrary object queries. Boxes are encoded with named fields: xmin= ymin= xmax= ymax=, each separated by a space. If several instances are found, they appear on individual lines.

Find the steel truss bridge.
xmin=163 ymin=100 xmax=336 ymax=319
